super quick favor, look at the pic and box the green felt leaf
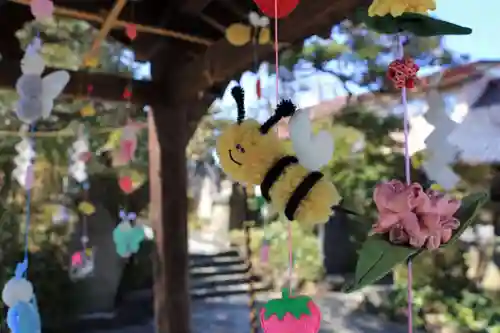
[357,9,472,36]
[345,235,417,293]
[263,288,312,320]
[442,192,489,247]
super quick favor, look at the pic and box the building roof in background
[305,60,500,120]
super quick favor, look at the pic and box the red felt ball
[253,0,299,18]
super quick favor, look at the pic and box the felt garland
[217,1,329,332]
[347,4,487,333]
[69,126,95,280]
[2,12,66,329]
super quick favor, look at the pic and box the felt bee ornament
[2,261,41,333]
[216,86,341,226]
[113,210,145,258]
[15,38,70,124]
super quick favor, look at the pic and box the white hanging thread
[422,73,460,190]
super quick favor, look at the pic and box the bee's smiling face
[216,119,282,185]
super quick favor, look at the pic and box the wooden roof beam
[0,59,157,105]
[181,0,213,13]
[85,0,128,61]
[164,0,372,137]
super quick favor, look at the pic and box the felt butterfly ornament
[225,11,271,46]
[2,261,41,333]
[113,210,145,258]
[15,38,70,124]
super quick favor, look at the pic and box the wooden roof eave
[160,0,371,134]
[0,59,158,105]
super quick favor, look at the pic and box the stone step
[190,263,249,279]
[191,280,270,300]
[189,255,245,269]
[191,273,260,290]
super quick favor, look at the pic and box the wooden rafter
[9,0,213,46]
[181,0,212,13]
[166,0,372,138]
[85,0,128,60]
[0,59,157,104]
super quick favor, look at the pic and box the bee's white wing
[289,109,334,171]
[42,70,70,100]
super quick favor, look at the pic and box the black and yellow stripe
[260,155,323,221]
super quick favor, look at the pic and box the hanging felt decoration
[13,136,36,190]
[226,23,252,46]
[387,58,419,89]
[80,104,96,117]
[69,248,94,281]
[113,210,145,258]
[260,288,321,333]
[30,0,54,20]
[52,205,70,224]
[113,119,146,166]
[368,0,435,17]
[357,10,472,36]
[69,130,89,183]
[226,11,271,46]
[83,56,99,69]
[119,175,134,194]
[215,86,341,226]
[78,201,95,215]
[253,0,299,18]
[125,24,137,41]
[421,74,460,190]
[2,261,41,333]
[16,38,70,124]
[122,87,132,100]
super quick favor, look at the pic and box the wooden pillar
[148,104,191,333]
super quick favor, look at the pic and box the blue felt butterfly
[5,261,41,333]
[113,210,145,258]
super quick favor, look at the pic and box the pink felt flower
[372,180,461,250]
[30,0,54,20]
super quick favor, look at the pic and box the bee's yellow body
[265,157,340,225]
[215,86,341,226]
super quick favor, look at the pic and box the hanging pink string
[272,0,293,294]
[396,34,414,333]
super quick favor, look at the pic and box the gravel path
[89,293,409,333]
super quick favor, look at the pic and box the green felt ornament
[345,192,488,293]
[263,288,312,320]
[357,9,472,36]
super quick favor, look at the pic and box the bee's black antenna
[231,86,245,124]
[260,99,296,134]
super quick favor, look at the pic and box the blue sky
[435,0,499,60]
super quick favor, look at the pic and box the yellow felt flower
[78,202,96,215]
[430,183,444,191]
[83,56,99,68]
[368,0,436,17]
[80,104,96,117]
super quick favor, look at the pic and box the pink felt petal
[372,213,400,233]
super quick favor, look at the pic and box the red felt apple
[253,0,299,18]
[260,289,321,333]
[119,176,133,194]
